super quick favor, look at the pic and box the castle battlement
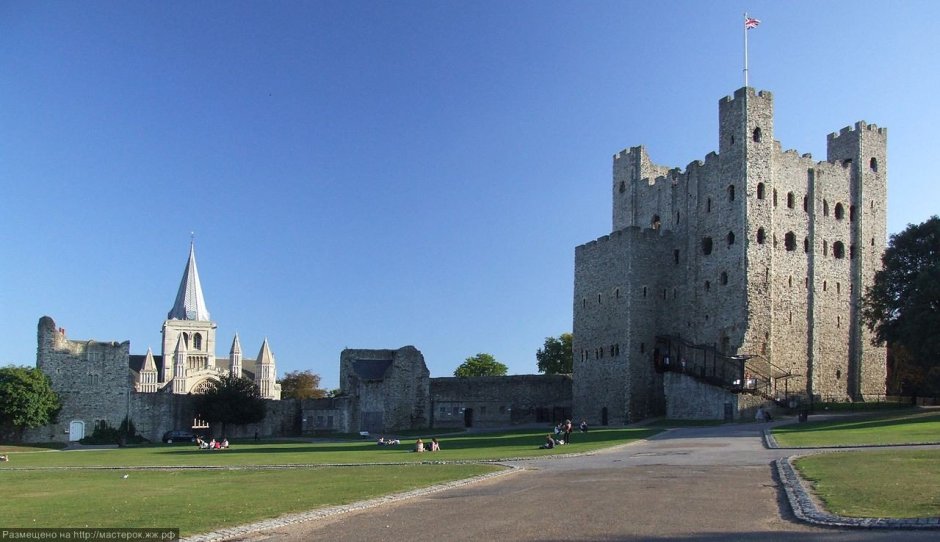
[828,121,887,142]
[719,87,773,105]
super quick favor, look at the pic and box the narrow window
[707,198,712,213]
[643,286,647,298]
[720,271,729,285]
[598,293,602,304]
[728,184,735,201]
[640,343,645,354]
[757,183,765,200]
[850,244,856,259]
[730,135,735,145]
[784,231,796,251]
[824,280,828,292]
[837,282,841,294]
[823,200,829,217]
[773,189,778,207]
[753,127,762,142]
[833,241,845,259]
[615,288,620,299]
[788,275,793,288]
[823,240,828,256]
[674,249,680,265]
[787,192,794,209]
[849,205,856,222]
[727,231,735,246]
[756,228,765,244]
[803,195,808,213]
[651,214,661,230]
[702,237,713,255]
[676,211,680,224]
[835,203,845,220]
[804,237,809,253]
[193,333,202,350]
[705,280,711,291]
[619,180,626,193]
[870,157,878,172]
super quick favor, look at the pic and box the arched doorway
[69,420,85,441]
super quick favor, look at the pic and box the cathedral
[131,242,281,399]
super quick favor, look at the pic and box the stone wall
[340,346,431,433]
[663,372,765,421]
[430,374,572,428]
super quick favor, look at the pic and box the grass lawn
[0,464,496,535]
[794,449,940,518]
[2,426,658,468]
[771,411,940,447]
[0,426,656,535]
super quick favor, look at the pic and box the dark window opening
[753,127,762,142]
[804,237,809,253]
[773,189,778,207]
[833,241,845,259]
[784,231,796,251]
[707,198,712,213]
[651,214,661,230]
[702,237,713,255]
[849,205,856,222]
[823,240,828,256]
[835,203,845,220]
[727,231,735,246]
[803,195,808,213]
[757,183,765,200]
[673,249,680,265]
[704,280,711,291]
[823,200,829,217]
[619,180,626,193]
[787,192,794,209]
[757,228,766,244]
[720,271,728,285]
[870,157,878,172]
[850,244,856,259]
[728,184,735,201]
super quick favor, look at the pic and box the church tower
[229,333,242,378]
[161,242,218,390]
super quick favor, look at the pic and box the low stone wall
[430,374,572,428]
[663,372,766,421]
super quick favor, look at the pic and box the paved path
[216,420,937,541]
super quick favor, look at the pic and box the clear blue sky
[2,1,938,389]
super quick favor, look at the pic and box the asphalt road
[231,421,937,541]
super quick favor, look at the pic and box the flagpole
[743,12,749,87]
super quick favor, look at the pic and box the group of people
[413,438,440,452]
[376,437,401,446]
[541,419,589,449]
[196,437,229,450]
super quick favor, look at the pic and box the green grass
[794,449,940,518]
[0,427,656,536]
[0,464,496,535]
[0,442,67,453]
[2,427,658,468]
[772,411,940,447]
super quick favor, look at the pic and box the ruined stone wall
[430,374,571,428]
[340,346,431,433]
[301,396,353,433]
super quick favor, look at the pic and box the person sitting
[376,437,386,446]
[579,420,589,432]
[208,438,217,449]
[213,439,222,450]
[0,454,9,462]
[414,439,425,452]
[539,434,556,449]
[220,438,229,449]
[387,438,400,445]
[430,438,440,451]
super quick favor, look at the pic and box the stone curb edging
[775,456,940,530]
[763,428,940,450]
[180,464,521,542]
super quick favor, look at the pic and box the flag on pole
[745,17,760,30]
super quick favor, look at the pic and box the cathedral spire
[168,241,211,321]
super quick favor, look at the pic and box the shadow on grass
[773,411,940,435]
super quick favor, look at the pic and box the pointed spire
[230,333,242,355]
[256,338,274,365]
[168,241,211,321]
[174,334,187,356]
[143,347,157,371]
[229,333,243,378]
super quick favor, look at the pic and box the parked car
[162,429,196,443]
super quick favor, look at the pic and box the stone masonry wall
[430,374,572,428]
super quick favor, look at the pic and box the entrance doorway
[68,420,85,441]
[463,408,474,428]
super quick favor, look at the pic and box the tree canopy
[454,353,508,378]
[193,374,266,436]
[862,216,940,394]
[278,370,327,400]
[536,333,573,374]
[0,366,61,441]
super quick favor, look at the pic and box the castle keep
[573,87,888,424]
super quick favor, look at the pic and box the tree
[193,374,266,436]
[454,353,508,377]
[536,333,573,374]
[862,216,940,394]
[0,366,61,441]
[278,370,327,400]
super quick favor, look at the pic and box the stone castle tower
[573,87,887,424]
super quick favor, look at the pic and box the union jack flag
[745,17,760,29]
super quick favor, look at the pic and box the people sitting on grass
[0,454,9,462]
[377,436,386,446]
[414,438,425,452]
[430,437,440,451]
[540,434,562,449]
[208,438,217,449]
[579,419,589,432]
[220,438,229,449]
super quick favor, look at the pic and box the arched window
[702,237,713,255]
[757,183,765,200]
[787,192,795,209]
[835,203,845,220]
[870,157,878,172]
[833,241,845,259]
[651,215,661,230]
[784,232,796,251]
[823,200,829,217]
[727,231,735,246]
[728,184,735,201]
[757,228,766,245]
[753,127,762,142]
[193,333,202,350]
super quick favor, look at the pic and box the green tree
[454,353,508,377]
[278,370,327,400]
[193,374,266,436]
[862,216,940,394]
[536,333,573,374]
[0,366,61,441]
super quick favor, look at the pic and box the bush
[79,417,147,445]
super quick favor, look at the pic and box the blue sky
[2,1,938,388]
